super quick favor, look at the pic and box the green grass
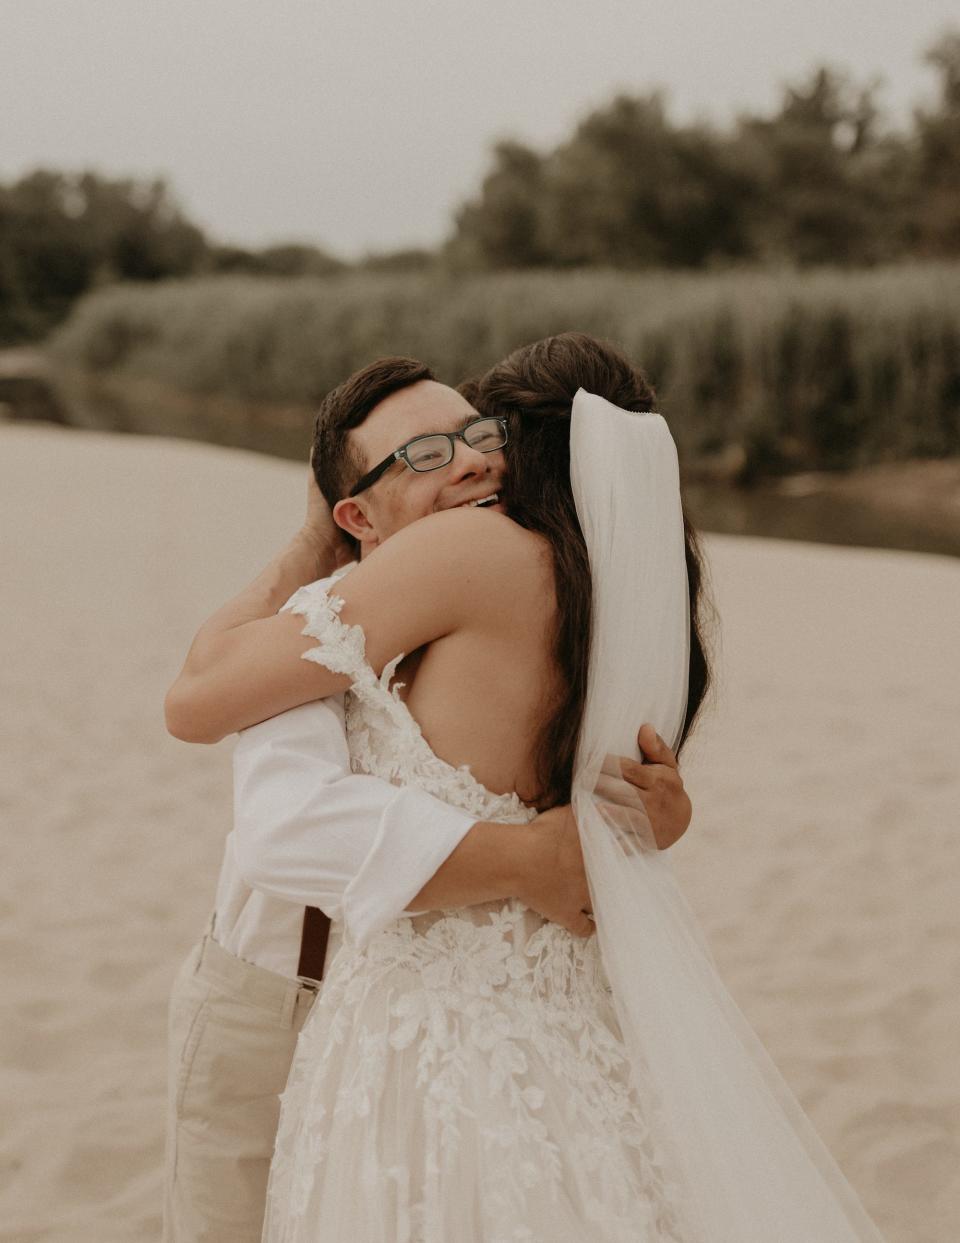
[50,264,960,474]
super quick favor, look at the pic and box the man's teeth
[466,494,499,508]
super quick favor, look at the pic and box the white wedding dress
[262,586,688,1243]
[264,393,885,1242]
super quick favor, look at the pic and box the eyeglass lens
[406,419,505,472]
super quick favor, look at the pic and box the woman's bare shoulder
[410,508,549,583]
[349,508,553,617]
[322,509,554,673]
[371,507,548,568]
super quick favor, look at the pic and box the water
[683,482,960,560]
[10,363,960,561]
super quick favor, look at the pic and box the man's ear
[333,496,377,547]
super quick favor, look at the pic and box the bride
[168,334,885,1240]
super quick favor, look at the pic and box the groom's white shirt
[211,571,477,978]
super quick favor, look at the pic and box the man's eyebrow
[456,410,480,430]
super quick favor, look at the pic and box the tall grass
[50,265,960,474]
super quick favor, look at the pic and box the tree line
[1,30,958,344]
[448,32,960,269]
[50,265,960,476]
[0,171,352,343]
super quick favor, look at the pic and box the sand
[1,421,957,1242]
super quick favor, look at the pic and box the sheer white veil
[570,389,885,1242]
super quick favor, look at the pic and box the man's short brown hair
[312,357,436,544]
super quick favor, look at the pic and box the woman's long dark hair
[465,332,716,809]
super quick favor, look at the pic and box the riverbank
[2,346,959,559]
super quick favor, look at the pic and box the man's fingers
[602,754,686,813]
[595,772,648,809]
[617,756,655,790]
[601,753,653,790]
[637,723,679,770]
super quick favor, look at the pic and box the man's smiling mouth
[459,492,499,508]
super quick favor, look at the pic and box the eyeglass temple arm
[349,450,402,497]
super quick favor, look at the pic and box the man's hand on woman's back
[518,725,691,937]
[596,725,691,852]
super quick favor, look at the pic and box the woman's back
[395,514,560,806]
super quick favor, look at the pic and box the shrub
[50,264,960,474]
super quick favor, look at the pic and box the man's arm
[231,700,477,945]
[232,704,691,948]
[231,699,594,944]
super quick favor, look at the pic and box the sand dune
[1,422,957,1242]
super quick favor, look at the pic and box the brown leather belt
[297,906,331,983]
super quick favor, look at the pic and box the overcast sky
[2,1,956,257]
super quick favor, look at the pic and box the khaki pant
[163,928,319,1243]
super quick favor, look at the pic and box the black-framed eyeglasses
[348,416,509,497]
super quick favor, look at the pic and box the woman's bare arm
[164,508,529,743]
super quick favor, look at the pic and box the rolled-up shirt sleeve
[231,698,476,948]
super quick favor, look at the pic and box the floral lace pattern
[265,582,686,1242]
[282,581,530,824]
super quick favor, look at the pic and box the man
[164,354,692,1242]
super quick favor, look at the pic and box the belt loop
[279,981,299,1029]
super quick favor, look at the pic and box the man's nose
[447,439,493,483]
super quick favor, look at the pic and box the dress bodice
[281,581,537,827]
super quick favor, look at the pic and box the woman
[170,334,884,1240]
